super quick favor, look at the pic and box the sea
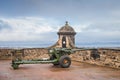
[0,41,120,49]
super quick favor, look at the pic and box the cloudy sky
[0,0,120,47]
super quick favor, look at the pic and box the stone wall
[0,48,120,69]
[70,48,120,69]
[0,48,49,60]
[0,48,13,59]
[23,48,49,60]
[50,35,75,48]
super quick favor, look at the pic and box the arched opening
[62,36,66,48]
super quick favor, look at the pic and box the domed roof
[57,21,76,35]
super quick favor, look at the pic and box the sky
[0,0,120,47]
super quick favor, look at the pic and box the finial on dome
[65,21,68,25]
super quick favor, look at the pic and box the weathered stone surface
[23,48,49,60]
[51,22,76,48]
[0,48,13,59]
[70,48,120,69]
[0,48,49,60]
[0,48,120,69]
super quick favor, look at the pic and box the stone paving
[0,60,120,80]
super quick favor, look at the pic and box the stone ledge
[72,59,120,69]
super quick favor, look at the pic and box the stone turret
[51,21,76,48]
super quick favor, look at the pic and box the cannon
[11,48,100,69]
[11,48,75,69]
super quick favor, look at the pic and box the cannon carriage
[11,48,74,69]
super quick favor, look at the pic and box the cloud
[81,22,120,32]
[73,23,91,32]
[74,21,120,42]
[0,16,120,43]
[0,17,59,41]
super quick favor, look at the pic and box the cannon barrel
[71,48,98,52]
[49,48,98,54]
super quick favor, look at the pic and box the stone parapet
[70,48,120,69]
[0,48,120,69]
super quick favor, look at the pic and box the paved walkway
[0,60,120,80]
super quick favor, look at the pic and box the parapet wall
[0,48,49,60]
[23,48,49,60]
[0,48,120,69]
[0,48,13,59]
[70,48,120,69]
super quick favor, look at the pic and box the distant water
[0,41,120,48]
[76,42,120,48]
[0,41,52,48]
